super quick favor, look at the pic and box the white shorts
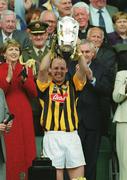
[43,130,86,169]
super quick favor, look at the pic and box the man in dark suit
[0,10,31,51]
[76,38,116,180]
[0,88,12,180]
[86,26,117,133]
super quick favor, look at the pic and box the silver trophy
[57,16,79,59]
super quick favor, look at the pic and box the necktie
[98,9,105,28]
[5,37,11,42]
[38,49,43,60]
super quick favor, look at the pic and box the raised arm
[76,45,93,82]
[37,51,51,82]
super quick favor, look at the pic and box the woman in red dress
[0,39,37,180]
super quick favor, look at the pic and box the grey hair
[80,39,96,53]
[40,10,57,22]
[87,27,104,40]
[53,0,61,4]
[1,10,16,21]
[71,2,89,16]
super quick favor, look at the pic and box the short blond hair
[112,11,127,23]
[3,39,21,54]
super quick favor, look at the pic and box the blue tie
[98,9,105,28]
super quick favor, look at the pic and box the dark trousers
[78,125,101,180]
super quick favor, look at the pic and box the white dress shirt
[2,31,12,43]
[89,4,114,33]
[33,46,45,56]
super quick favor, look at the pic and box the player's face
[50,58,68,84]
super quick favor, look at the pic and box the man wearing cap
[21,21,49,137]
[22,21,49,74]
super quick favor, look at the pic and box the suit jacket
[89,4,118,33]
[77,59,114,130]
[95,45,117,116]
[108,31,124,46]
[0,30,31,51]
[96,45,117,72]
[106,5,119,17]
[0,88,9,163]
[107,0,127,11]
[89,5,118,23]
[69,46,117,133]
[113,70,127,123]
[78,24,93,40]
[21,45,49,74]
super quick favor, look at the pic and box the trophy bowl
[57,16,79,55]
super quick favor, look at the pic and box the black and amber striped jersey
[37,74,86,132]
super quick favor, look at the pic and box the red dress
[0,62,37,180]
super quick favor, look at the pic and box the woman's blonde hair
[3,39,21,54]
[112,11,127,23]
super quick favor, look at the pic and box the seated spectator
[0,0,27,30]
[71,2,90,39]
[0,10,31,51]
[108,11,127,51]
[89,0,119,33]
[40,10,57,35]
[0,0,7,13]
[40,10,57,47]
[48,0,73,18]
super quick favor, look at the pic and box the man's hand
[86,67,93,81]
